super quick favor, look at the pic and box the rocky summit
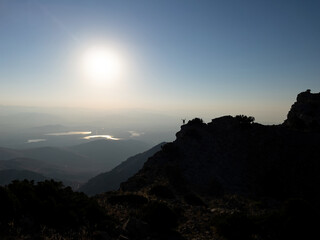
[105,90,320,240]
[284,89,320,130]
[121,106,320,200]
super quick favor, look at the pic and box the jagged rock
[284,89,320,130]
[121,91,320,200]
[104,91,320,240]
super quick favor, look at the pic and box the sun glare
[81,46,124,84]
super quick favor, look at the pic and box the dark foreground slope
[0,180,117,239]
[122,116,320,199]
[79,142,165,196]
[121,91,320,200]
[97,90,320,240]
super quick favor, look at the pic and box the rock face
[121,91,320,200]
[103,91,320,240]
[284,89,320,130]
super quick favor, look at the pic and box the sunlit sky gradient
[1,0,320,123]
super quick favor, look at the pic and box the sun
[81,46,124,84]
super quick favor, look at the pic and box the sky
[1,0,320,124]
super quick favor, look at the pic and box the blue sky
[1,0,320,123]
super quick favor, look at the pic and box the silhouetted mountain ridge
[121,90,320,201]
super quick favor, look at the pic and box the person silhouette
[182,118,186,125]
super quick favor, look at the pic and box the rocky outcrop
[284,89,320,130]
[121,91,320,200]
[104,91,320,240]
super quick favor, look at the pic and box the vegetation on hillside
[0,179,117,239]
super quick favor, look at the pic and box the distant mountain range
[79,142,165,196]
[0,139,151,188]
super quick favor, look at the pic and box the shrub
[235,115,255,125]
[188,118,204,125]
[0,180,112,236]
[0,186,19,231]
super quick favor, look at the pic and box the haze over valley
[0,105,180,148]
[1,1,320,239]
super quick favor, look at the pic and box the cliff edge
[121,91,320,200]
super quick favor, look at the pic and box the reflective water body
[82,135,120,140]
[27,139,47,143]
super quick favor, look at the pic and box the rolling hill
[79,142,165,196]
[0,139,151,187]
[68,139,151,171]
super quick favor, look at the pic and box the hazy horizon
[1,2,320,237]
[1,0,320,135]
